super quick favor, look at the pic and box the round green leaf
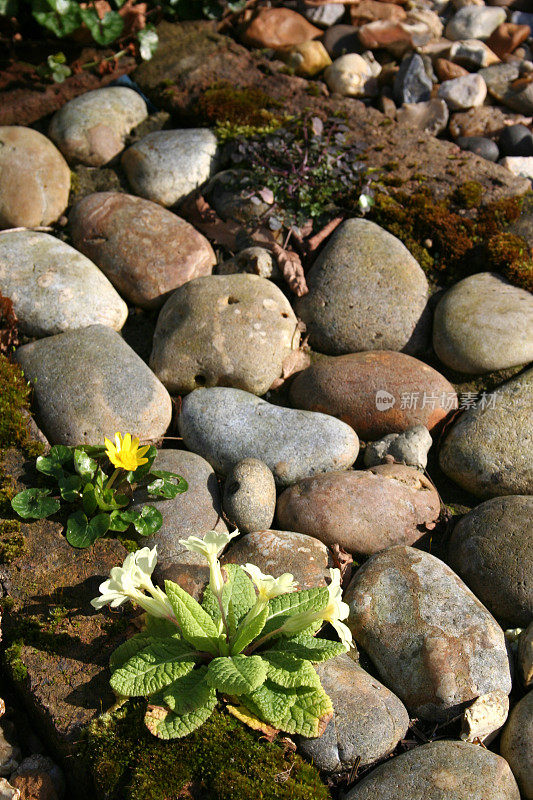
[11,488,60,519]
[134,505,163,536]
[58,474,82,502]
[89,512,110,539]
[82,483,97,516]
[66,510,109,547]
[74,449,97,481]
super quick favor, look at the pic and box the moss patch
[84,701,331,800]
[0,519,25,563]
[196,83,283,130]
[0,354,33,452]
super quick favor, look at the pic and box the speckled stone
[178,387,359,487]
[295,219,429,355]
[480,63,533,115]
[364,425,432,470]
[447,495,533,627]
[345,740,520,800]
[439,367,533,497]
[121,129,218,206]
[0,719,20,777]
[438,73,487,110]
[69,192,215,309]
[433,272,533,373]
[345,546,512,721]
[393,53,432,105]
[518,622,533,687]
[0,231,128,337]
[396,98,449,136]
[0,127,70,229]
[277,465,440,556]
[290,351,457,440]
[324,54,379,98]
[445,6,506,40]
[149,274,300,395]
[500,692,533,800]
[221,529,332,589]
[15,324,172,446]
[449,39,500,69]
[296,655,409,773]
[131,449,227,598]
[222,459,276,533]
[48,87,147,166]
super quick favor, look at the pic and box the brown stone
[10,772,58,800]
[435,57,469,81]
[69,192,216,309]
[449,105,532,139]
[276,466,440,556]
[289,351,457,440]
[221,529,333,589]
[0,128,70,230]
[357,20,414,52]
[350,1,406,26]
[487,23,530,60]
[241,8,321,51]
[278,40,332,77]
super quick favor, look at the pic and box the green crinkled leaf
[165,580,221,655]
[261,651,321,689]
[79,6,124,44]
[58,474,82,502]
[206,655,267,696]
[31,0,81,37]
[11,488,60,519]
[245,680,333,738]
[36,444,72,478]
[94,483,127,511]
[155,666,216,714]
[202,564,256,633]
[144,693,217,739]
[66,510,109,548]
[270,635,347,663]
[144,616,181,639]
[146,470,188,499]
[74,448,97,480]
[132,505,162,536]
[82,483,97,515]
[230,606,268,655]
[262,586,329,639]
[109,633,155,672]
[110,639,197,697]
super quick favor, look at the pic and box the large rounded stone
[345,546,512,721]
[15,324,172,446]
[178,387,359,486]
[121,129,218,206]
[290,351,457,440]
[439,367,533,497]
[0,127,69,229]
[480,63,533,116]
[345,740,520,800]
[500,692,533,800]
[131,449,227,598]
[0,231,128,336]
[48,87,147,166]
[221,529,332,589]
[150,274,300,395]
[445,6,506,40]
[69,192,216,309]
[297,655,409,774]
[295,219,429,355]
[433,272,533,373]
[447,496,533,627]
[222,459,276,534]
[277,465,440,556]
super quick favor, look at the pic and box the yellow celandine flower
[104,432,150,472]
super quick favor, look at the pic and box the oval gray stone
[439,367,533,497]
[48,87,147,166]
[500,692,533,800]
[223,458,276,533]
[131,449,227,598]
[0,231,128,337]
[433,272,533,373]
[0,127,70,229]
[297,654,409,774]
[345,740,520,800]
[150,274,300,395]
[221,529,332,589]
[121,129,218,206]
[295,218,429,355]
[15,324,172,446]
[178,387,359,486]
[445,6,506,40]
[345,546,512,721]
[447,496,533,628]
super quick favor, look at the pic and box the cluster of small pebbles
[0,10,532,797]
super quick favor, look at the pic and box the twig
[307,216,344,252]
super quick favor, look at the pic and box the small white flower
[179,530,240,595]
[243,564,298,602]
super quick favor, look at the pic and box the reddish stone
[435,58,469,82]
[241,8,321,51]
[357,20,413,52]
[486,23,530,60]
[289,351,457,440]
[350,0,406,26]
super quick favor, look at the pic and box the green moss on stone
[453,180,483,209]
[196,83,282,129]
[0,355,33,452]
[83,701,331,800]
[5,640,28,682]
[0,519,25,563]
[485,232,533,292]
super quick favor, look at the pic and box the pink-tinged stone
[241,8,321,50]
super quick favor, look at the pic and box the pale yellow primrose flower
[104,432,150,472]
[243,564,298,602]
[91,546,175,620]
[179,530,240,595]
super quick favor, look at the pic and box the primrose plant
[92,532,353,740]
[11,433,187,548]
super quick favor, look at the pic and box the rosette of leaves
[10,443,187,548]
[108,566,346,740]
